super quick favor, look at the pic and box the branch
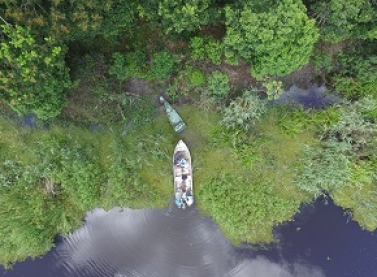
[0,16,12,26]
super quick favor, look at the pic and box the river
[1,197,376,277]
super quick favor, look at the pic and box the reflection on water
[276,84,338,109]
[56,206,324,277]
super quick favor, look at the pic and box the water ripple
[56,206,325,277]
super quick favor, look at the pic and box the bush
[206,71,230,99]
[0,25,71,119]
[150,50,177,81]
[333,48,377,99]
[221,89,267,130]
[166,66,205,100]
[199,173,299,244]
[108,51,148,81]
[322,99,377,157]
[277,106,340,135]
[262,77,284,100]
[190,36,224,65]
[294,143,352,197]
[188,69,205,87]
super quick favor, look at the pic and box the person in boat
[181,181,187,192]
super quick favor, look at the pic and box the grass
[255,109,317,200]
[2,98,372,258]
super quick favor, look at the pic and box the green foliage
[157,0,220,34]
[221,89,267,130]
[101,0,137,39]
[277,106,340,135]
[322,99,377,157]
[0,25,71,119]
[150,50,177,81]
[34,133,103,210]
[198,173,300,244]
[333,48,377,99]
[261,77,284,100]
[2,0,137,43]
[295,96,377,198]
[190,36,224,65]
[311,51,334,75]
[206,71,230,99]
[332,155,377,231]
[102,139,148,208]
[294,143,352,197]
[190,37,206,60]
[108,51,148,81]
[224,0,319,79]
[167,66,205,100]
[309,0,377,42]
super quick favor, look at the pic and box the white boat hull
[173,140,193,208]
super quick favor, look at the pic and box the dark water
[2,198,377,277]
[276,84,338,109]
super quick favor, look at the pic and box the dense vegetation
[1,0,377,268]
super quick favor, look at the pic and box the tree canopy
[0,25,70,119]
[224,0,319,79]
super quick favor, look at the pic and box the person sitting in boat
[179,159,187,168]
[182,174,188,180]
[181,181,187,192]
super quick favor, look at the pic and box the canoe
[173,140,193,209]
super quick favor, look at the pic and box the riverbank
[1,91,376,267]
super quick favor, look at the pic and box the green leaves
[157,0,219,34]
[206,71,230,99]
[190,36,224,65]
[224,0,319,79]
[309,0,377,42]
[0,25,70,119]
[109,51,148,81]
[150,50,177,81]
[199,173,299,244]
[221,88,267,130]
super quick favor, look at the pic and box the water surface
[2,199,377,277]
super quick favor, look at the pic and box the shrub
[206,39,224,65]
[333,48,377,99]
[294,143,352,197]
[199,173,299,244]
[190,36,224,65]
[108,51,148,81]
[322,100,377,157]
[206,71,230,99]
[150,50,176,81]
[262,77,284,100]
[221,89,267,130]
[0,25,70,119]
[190,36,206,61]
[188,69,205,87]
[166,66,205,100]
[277,106,340,135]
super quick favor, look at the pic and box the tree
[157,0,220,34]
[307,0,377,42]
[224,0,319,79]
[0,25,70,119]
[1,0,137,42]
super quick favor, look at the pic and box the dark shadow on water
[275,84,339,109]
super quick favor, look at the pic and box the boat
[160,96,187,134]
[173,140,194,209]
